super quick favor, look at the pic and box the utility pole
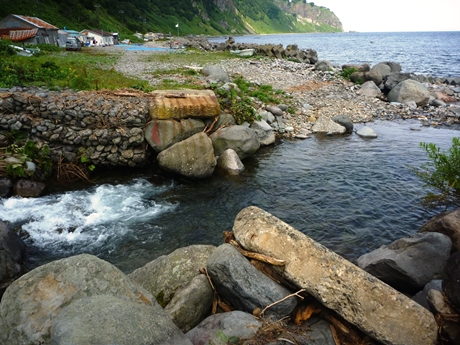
[119,10,124,25]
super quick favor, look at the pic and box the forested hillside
[0,0,342,37]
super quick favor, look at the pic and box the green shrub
[411,137,460,209]
[339,67,357,80]
[0,40,16,57]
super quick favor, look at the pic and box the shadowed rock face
[232,206,439,345]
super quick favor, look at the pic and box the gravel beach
[108,41,460,136]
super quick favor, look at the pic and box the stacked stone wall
[0,89,151,167]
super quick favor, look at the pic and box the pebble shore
[108,41,460,138]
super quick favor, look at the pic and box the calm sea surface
[209,31,460,78]
[1,121,459,273]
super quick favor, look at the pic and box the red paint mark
[151,122,160,144]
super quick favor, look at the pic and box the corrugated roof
[12,14,58,30]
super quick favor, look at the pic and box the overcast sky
[314,0,460,32]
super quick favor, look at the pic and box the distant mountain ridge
[0,0,342,37]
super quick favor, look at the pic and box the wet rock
[210,126,260,159]
[357,232,452,293]
[312,115,346,134]
[332,114,353,133]
[129,245,216,307]
[233,206,438,345]
[216,149,245,175]
[0,221,26,299]
[186,311,262,345]
[50,294,192,345]
[0,178,12,197]
[356,126,377,138]
[157,132,216,178]
[419,208,460,251]
[207,244,298,317]
[0,254,156,345]
[13,179,46,197]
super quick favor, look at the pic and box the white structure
[80,29,114,46]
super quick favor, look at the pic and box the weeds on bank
[0,46,151,91]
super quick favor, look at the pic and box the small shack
[80,29,114,47]
[0,14,59,45]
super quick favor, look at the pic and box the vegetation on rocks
[412,137,460,209]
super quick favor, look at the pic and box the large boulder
[412,280,442,311]
[233,206,438,345]
[331,114,353,133]
[357,232,452,293]
[419,208,460,252]
[157,132,217,178]
[13,179,46,197]
[350,71,383,86]
[383,72,418,93]
[129,245,216,307]
[0,178,12,197]
[50,294,192,345]
[387,79,431,107]
[442,251,460,309]
[0,254,160,345]
[201,65,230,83]
[216,149,245,175]
[312,115,346,135]
[164,274,213,333]
[0,221,26,298]
[210,126,260,160]
[186,311,262,345]
[314,60,333,72]
[371,63,392,78]
[357,80,382,98]
[250,119,275,146]
[144,119,205,153]
[207,244,298,317]
[427,289,460,344]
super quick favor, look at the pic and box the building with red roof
[0,14,59,45]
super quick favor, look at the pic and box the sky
[314,0,460,32]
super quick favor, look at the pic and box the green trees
[412,137,460,209]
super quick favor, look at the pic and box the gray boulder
[419,208,460,251]
[186,311,262,345]
[209,113,236,130]
[412,279,442,311]
[331,115,353,133]
[207,244,298,317]
[210,126,260,159]
[314,60,333,71]
[0,221,26,298]
[312,115,346,135]
[259,110,275,124]
[427,289,460,344]
[50,294,192,345]
[216,149,245,175]
[144,119,205,153]
[383,72,418,92]
[157,132,216,178]
[13,179,46,197]
[250,119,275,146]
[357,232,452,292]
[443,251,460,309]
[201,65,229,83]
[0,178,12,197]
[129,245,216,307]
[0,254,157,345]
[342,63,370,72]
[382,61,402,73]
[371,63,392,78]
[357,80,383,98]
[164,274,213,333]
[387,79,430,107]
[265,105,284,116]
[350,71,383,86]
[356,126,377,138]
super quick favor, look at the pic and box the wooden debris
[229,239,286,266]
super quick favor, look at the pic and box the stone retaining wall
[0,89,151,167]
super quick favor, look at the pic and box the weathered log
[233,206,438,345]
